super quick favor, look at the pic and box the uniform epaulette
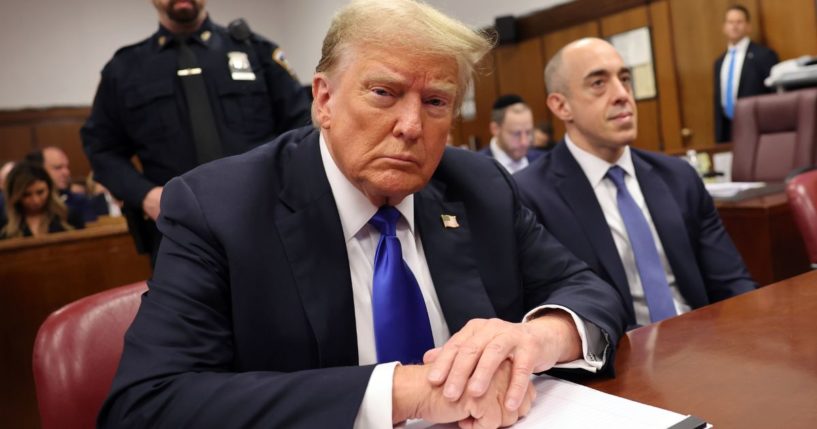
[112,36,153,57]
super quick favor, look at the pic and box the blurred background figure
[1,162,83,239]
[0,160,15,227]
[532,121,556,152]
[25,147,107,223]
[714,4,778,143]
[86,174,123,218]
[480,94,541,173]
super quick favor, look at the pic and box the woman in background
[0,161,82,239]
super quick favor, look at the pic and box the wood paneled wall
[455,0,817,152]
[0,107,91,178]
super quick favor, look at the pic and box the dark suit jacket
[100,127,627,428]
[713,41,779,142]
[515,142,756,328]
[478,145,543,164]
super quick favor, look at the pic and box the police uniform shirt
[81,17,312,210]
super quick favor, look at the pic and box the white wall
[0,0,571,109]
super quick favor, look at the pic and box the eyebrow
[583,66,632,81]
[362,71,458,97]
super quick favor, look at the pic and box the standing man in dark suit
[478,94,542,173]
[82,0,311,262]
[516,38,756,329]
[100,2,628,428]
[713,4,778,143]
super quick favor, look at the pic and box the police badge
[227,51,256,81]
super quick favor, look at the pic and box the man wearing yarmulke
[479,94,541,173]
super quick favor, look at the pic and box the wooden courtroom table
[585,269,817,428]
[0,222,152,429]
[715,192,810,285]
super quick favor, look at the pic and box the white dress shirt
[564,135,691,326]
[319,133,603,428]
[489,137,529,174]
[720,36,751,111]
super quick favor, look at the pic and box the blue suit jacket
[100,127,627,428]
[515,142,756,328]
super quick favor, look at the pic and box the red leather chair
[732,88,817,182]
[33,281,147,429]
[787,169,817,269]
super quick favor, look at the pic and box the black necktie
[176,37,222,165]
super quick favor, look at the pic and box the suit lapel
[273,130,359,367]
[415,180,494,334]
[632,152,702,304]
[552,144,636,320]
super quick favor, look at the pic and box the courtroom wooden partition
[454,0,817,152]
[0,224,152,429]
[0,107,92,178]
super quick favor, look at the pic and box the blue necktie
[724,48,737,119]
[606,166,677,323]
[369,206,434,364]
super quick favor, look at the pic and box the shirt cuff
[522,304,606,373]
[353,361,400,429]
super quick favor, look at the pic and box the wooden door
[600,6,662,152]
[494,37,549,128]
[760,0,817,61]
[456,53,498,150]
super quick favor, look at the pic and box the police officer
[82,0,311,262]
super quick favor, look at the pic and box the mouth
[608,112,634,124]
[380,154,420,167]
[172,0,194,10]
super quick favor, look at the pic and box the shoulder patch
[272,47,298,79]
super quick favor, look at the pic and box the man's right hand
[142,186,164,221]
[392,360,535,428]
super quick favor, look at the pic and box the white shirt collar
[729,36,751,52]
[489,137,528,173]
[319,132,415,241]
[564,133,636,187]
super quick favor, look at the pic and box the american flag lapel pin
[441,214,460,229]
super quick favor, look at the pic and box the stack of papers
[406,375,709,429]
[705,182,784,201]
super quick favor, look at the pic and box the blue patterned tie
[606,166,677,323]
[724,48,737,119]
[369,206,434,364]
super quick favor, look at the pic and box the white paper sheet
[704,181,766,198]
[405,375,695,429]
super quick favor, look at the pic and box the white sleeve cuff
[353,362,400,429]
[522,304,605,373]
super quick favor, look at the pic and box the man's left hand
[424,311,581,412]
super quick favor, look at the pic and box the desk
[0,223,152,429]
[716,192,810,285]
[585,270,817,428]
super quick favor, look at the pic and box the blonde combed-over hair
[315,0,493,110]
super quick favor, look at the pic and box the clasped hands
[392,311,581,428]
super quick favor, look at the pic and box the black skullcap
[492,94,526,110]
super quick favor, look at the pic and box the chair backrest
[33,281,147,429]
[786,169,817,267]
[732,88,817,182]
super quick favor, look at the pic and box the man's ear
[312,73,332,129]
[547,93,572,123]
[489,121,500,137]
